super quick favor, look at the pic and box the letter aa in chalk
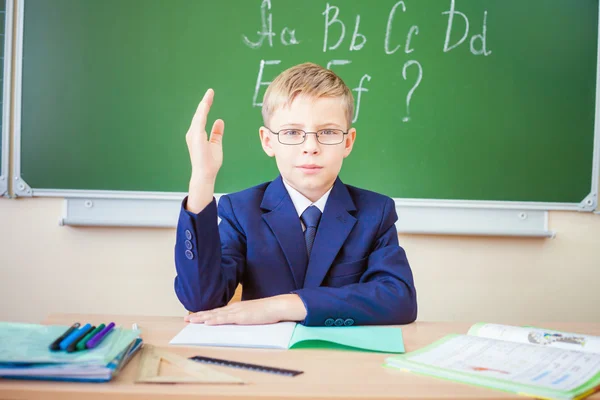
[243,0,299,49]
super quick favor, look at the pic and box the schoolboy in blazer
[175,63,417,326]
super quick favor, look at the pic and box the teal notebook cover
[289,325,405,353]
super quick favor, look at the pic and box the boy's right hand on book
[185,88,225,213]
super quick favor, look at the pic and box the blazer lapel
[304,178,357,288]
[261,176,309,289]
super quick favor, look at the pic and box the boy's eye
[320,129,339,135]
[281,129,303,136]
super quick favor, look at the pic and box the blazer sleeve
[293,197,417,326]
[173,195,246,312]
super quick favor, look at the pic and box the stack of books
[0,322,142,382]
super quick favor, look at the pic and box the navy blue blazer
[174,176,417,326]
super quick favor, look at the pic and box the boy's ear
[343,128,357,158]
[259,127,276,157]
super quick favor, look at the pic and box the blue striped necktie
[301,206,322,258]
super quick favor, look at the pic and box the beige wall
[1,196,599,324]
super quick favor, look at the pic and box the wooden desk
[1,314,599,400]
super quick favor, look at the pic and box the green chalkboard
[18,0,599,204]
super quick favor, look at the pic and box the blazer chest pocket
[325,257,367,288]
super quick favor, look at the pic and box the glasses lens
[279,129,305,144]
[318,129,345,144]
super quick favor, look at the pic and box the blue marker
[59,323,92,351]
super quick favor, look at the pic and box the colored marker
[49,323,80,351]
[66,325,95,353]
[59,323,92,351]
[76,324,105,351]
[86,322,115,349]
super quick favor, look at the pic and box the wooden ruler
[135,345,244,384]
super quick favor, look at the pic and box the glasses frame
[265,127,349,145]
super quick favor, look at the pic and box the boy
[174,63,417,326]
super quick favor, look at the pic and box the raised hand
[185,89,225,213]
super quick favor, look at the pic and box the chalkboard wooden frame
[9,0,600,235]
[0,0,13,198]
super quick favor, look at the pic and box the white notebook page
[169,322,297,349]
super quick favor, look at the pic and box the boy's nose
[302,133,320,154]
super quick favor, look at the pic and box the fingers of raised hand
[186,88,214,141]
[209,119,225,145]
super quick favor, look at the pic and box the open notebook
[169,322,405,353]
[385,323,600,400]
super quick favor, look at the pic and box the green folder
[289,325,404,353]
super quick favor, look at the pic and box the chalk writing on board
[322,4,367,52]
[246,0,492,123]
[402,60,423,123]
[385,1,419,55]
[443,0,492,55]
[242,0,300,49]
[352,73,372,123]
[253,59,281,107]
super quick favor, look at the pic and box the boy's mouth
[297,164,323,174]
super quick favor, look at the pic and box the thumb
[209,119,225,145]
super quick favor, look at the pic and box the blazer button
[185,240,193,250]
[185,229,192,240]
[344,318,354,326]
[324,318,334,327]
[185,250,194,260]
[334,318,344,327]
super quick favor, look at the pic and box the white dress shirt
[282,179,332,231]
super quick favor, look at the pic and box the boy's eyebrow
[279,122,345,129]
[280,123,304,128]
[316,123,344,129]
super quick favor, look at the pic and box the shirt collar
[282,179,332,217]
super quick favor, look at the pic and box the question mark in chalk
[402,60,423,123]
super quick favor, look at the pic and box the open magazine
[385,323,600,400]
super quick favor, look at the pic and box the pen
[59,323,92,351]
[86,322,115,349]
[75,324,105,351]
[49,322,81,351]
[67,325,95,353]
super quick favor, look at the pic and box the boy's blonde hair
[262,62,354,128]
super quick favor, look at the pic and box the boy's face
[259,94,356,202]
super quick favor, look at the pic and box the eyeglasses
[265,127,348,145]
